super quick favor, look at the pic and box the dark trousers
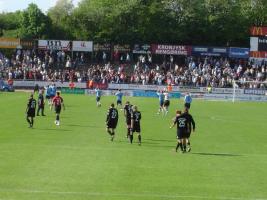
[37,105,45,116]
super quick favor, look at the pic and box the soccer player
[95,87,102,107]
[124,101,132,138]
[163,90,170,115]
[26,94,36,128]
[170,110,189,153]
[184,92,192,109]
[45,84,51,105]
[106,103,119,141]
[156,90,164,114]
[51,92,65,126]
[130,105,142,145]
[50,84,57,108]
[115,89,123,108]
[183,107,196,152]
[37,89,45,116]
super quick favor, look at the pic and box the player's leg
[129,129,134,144]
[186,135,191,152]
[26,115,31,127]
[41,106,45,116]
[110,128,115,141]
[31,117,34,127]
[137,132,141,145]
[176,138,181,152]
[37,106,40,116]
[182,138,187,153]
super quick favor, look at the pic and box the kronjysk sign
[151,44,191,55]
[38,40,71,51]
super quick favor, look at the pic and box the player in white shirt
[163,91,170,115]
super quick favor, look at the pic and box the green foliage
[19,3,51,39]
[0,0,267,45]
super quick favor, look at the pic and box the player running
[183,107,196,152]
[170,110,190,153]
[163,90,170,115]
[106,103,119,141]
[115,89,123,108]
[37,89,45,116]
[50,84,57,109]
[51,92,65,126]
[95,87,102,107]
[26,94,36,128]
[130,105,142,145]
[184,92,192,109]
[124,101,132,138]
[156,90,164,114]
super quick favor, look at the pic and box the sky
[0,0,81,13]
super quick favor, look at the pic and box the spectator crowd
[0,50,266,89]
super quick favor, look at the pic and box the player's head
[176,110,181,116]
[184,107,189,113]
[57,92,60,96]
[132,105,138,111]
[110,103,115,108]
[30,93,34,99]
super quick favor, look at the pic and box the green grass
[0,92,267,200]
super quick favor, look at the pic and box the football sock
[127,128,130,137]
[107,130,112,135]
[31,118,34,126]
[130,135,133,144]
[27,118,31,125]
[183,145,186,152]
[138,135,141,144]
[180,143,183,151]
[56,115,59,121]
[176,143,180,151]
[187,141,191,146]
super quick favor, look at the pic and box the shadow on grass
[192,152,242,157]
[144,138,174,143]
[35,128,72,132]
[65,124,99,128]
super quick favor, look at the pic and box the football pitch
[0,92,267,200]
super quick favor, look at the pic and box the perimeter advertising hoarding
[192,46,228,57]
[38,40,71,51]
[93,44,111,51]
[250,26,267,36]
[132,44,151,54]
[0,38,20,49]
[151,44,191,55]
[72,41,93,52]
[229,47,249,58]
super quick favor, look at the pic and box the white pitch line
[0,189,266,200]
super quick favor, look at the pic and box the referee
[184,93,192,109]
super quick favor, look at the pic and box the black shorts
[38,104,44,109]
[164,100,170,107]
[159,101,164,107]
[107,120,118,129]
[185,103,191,109]
[177,129,187,139]
[117,100,122,105]
[96,96,101,102]
[132,123,141,133]
[27,109,36,117]
[55,106,61,114]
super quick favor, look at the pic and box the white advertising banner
[200,87,244,94]
[204,94,267,101]
[38,40,71,51]
[13,81,87,88]
[72,41,93,52]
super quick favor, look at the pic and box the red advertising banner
[151,44,191,55]
[249,51,267,58]
[250,26,267,36]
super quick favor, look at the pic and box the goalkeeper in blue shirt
[184,93,192,109]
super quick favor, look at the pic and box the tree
[19,3,51,39]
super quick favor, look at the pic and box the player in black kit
[26,94,37,128]
[170,110,189,153]
[106,103,119,141]
[124,101,132,138]
[130,105,142,145]
[183,107,196,152]
[37,89,45,116]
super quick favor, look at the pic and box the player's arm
[170,118,177,129]
[191,117,196,132]
[130,113,134,129]
[106,110,110,124]
[61,98,65,110]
